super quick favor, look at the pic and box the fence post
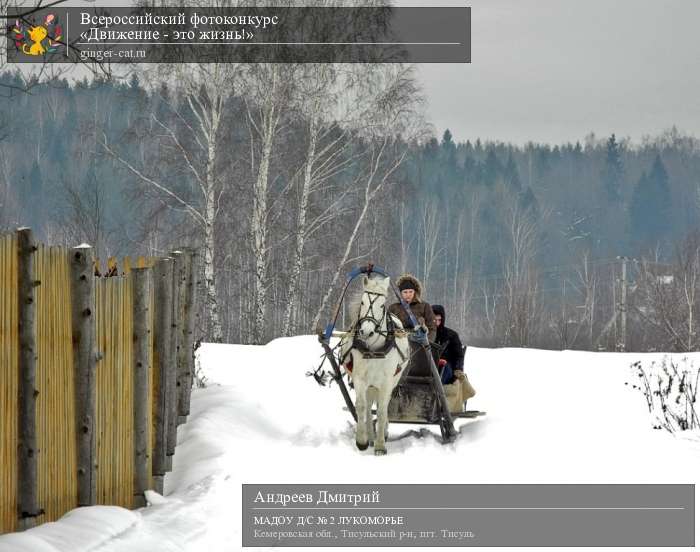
[176,250,187,426]
[193,248,203,372]
[131,267,152,508]
[17,228,40,529]
[70,244,97,507]
[152,257,172,494]
[178,248,196,421]
[166,251,182,471]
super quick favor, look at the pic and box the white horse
[340,274,410,455]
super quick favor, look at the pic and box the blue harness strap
[322,263,419,341]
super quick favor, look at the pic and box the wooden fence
[0,229,197,534]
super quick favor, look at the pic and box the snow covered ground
[1,336,698,551]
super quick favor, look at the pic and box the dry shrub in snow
[194,350,207,388]
[628,357,699,433]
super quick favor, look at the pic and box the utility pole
[617,256,628,351]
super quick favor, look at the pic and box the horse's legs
[366,386,377,446]
[373,390,391,456]
[354,381,369,450]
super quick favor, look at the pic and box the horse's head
[357,274,390,341]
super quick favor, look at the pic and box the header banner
[7,7,471,64]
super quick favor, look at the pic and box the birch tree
[634,234,700,351]
[575,251,598,348]
[281,65,366,336]
[418,198,443,291]
[312,136,408,330]
[311,64,427,329]
[282,65,332,335]
[101,63,240,341]
[501,197,543,346]
[244,63,297,343]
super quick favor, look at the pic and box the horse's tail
[367,385,379,408]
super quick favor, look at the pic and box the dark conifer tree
[601,133,624,202]
[520,186,539,214]
[481,149,502,187]
[630,154,672,247]
[504,153,522,191]
[535,146,551,178]
[438,129,460,198]
[420,137,440,193]
[442,129,457,165]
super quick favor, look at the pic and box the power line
[466,278,618,301]
[467,258,620,285]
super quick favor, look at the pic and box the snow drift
[1,336,698,551]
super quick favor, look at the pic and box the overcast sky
[58,0,700,145]
[413,0,700,145]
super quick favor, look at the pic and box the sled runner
[386,342,484,442]
[316,264,484,446]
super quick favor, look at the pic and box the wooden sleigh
[317,265,485,444]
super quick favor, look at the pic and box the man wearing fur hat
[388,274,437,342]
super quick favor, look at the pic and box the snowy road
[1,337,698,551]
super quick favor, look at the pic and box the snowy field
[1,336,698,551]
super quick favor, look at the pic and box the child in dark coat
[431,304,464,384]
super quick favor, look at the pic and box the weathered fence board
[177,249,195,421]
[0,234,18,534]
[95,276,134,508]
[131,267,152,508]
[184,250,197,416]
[152,257,173,492]
[0,235,191,534]
[167,251,183,463]
[17,229,39,528]
[71,245,97,507]
[35,244,77,525]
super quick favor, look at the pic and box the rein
[324,264,411,370]
[355,290,388,337]
[345,287,406,364]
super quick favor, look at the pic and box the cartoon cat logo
[12,14,62,56]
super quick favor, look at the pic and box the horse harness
[340,289,407,369]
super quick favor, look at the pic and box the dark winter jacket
[388,274,437,342]
[431,304,464,372]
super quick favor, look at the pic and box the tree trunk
[312,140,405,329]
[203,97,224,343]
[312,192,372,331]
[453,212,463,328]
[203,212,222,342]
[283,117,318,336]
[251,67,279,344]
